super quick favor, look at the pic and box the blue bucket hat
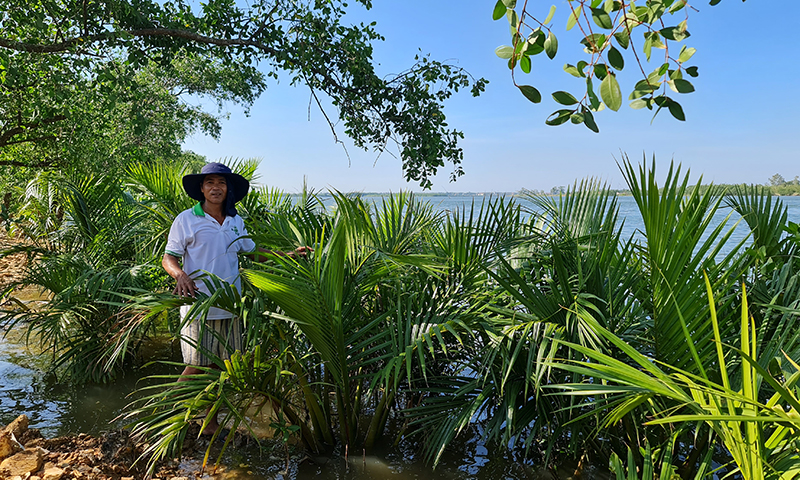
[182,162,250,204]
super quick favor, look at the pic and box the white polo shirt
[165,203,256,319]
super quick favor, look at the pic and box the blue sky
[184,0,799,193]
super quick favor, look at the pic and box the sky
[183,0,800,194]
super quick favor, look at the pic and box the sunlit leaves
[495,45,514,59]
[679,45,696,63]
[567,4,582,30]
[544,32,558,59]
[564,63,584,78]
[494,0,707,130]
[600,74,622,111]
[543,5,556,24]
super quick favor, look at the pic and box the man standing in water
[162,162,308,435]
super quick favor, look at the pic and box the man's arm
[245,246,313,262]
[162,253,198,297]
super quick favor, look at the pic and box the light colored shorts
[180,316,243,366]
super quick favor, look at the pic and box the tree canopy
[0,0,486,188]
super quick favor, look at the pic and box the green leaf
[629,79,659,99]
[581,34,606,53]
[543,5,557,24]
[564,64,583,78]
[660,26,691,42]
[495,45,514,59]
[668,98,686,120]
[594,63,609,80]
[567,4,582,31]
[669,0,688,13]
[517,85,542,103]
[583,109,599,132]
[630,98,650,109]
[552,91,579,105]
[492,0,507,21]
[614,31,630,49]
[678,45,696,63]
[600,74,622,111]
[587,77,601,110]
[544,32,558,59]
[672,78,694,93]
[570,112,584,124]
[685,66,699,77]
[507,9,519,30]
[520,56,531,73]
[608,46,624,70]
[591,8,613,29]
[545,109,573,126]
[604,0,617,13]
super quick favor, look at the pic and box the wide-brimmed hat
[182,163,250,203]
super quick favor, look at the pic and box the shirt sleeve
[165,213,189,258]
[238,218,257,253]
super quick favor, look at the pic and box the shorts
[180,316,243,366]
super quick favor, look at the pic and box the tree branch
[0,115,66,147]
[0,28,280,55]
[0,158,56,168]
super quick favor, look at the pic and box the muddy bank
[0,414,250,480]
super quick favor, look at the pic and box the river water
[2,194,799,478]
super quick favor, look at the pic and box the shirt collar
[192,202,205,217]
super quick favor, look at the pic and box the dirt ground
[2,418,244,480]
[0,231,28,288]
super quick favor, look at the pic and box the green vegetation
[3,156,800,479]
[494,0,742,132]
[0,0,485,188]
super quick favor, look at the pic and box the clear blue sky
[183,0,799,193]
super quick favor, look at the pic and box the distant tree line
[539,174,800,198]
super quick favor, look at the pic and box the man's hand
[173,271,198,297]
[291,246,313,258]
[163,254,197,297]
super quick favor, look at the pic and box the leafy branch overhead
[494,0,737,133]
[0,0,486,188]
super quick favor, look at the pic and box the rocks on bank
[0,415,189,480]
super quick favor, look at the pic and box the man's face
[201,174,228,205]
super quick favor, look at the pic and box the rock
[0,448,45,477]
[42,466,65,480]
[4,415,29,438]
[0,430,24,461]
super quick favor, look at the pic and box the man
[162,162,308,435]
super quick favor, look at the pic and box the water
[2,193,800,478]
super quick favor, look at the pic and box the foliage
[0,0,486,188]
[6,154,800,478]
[0,172,166,382]
[493,0,742,132]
